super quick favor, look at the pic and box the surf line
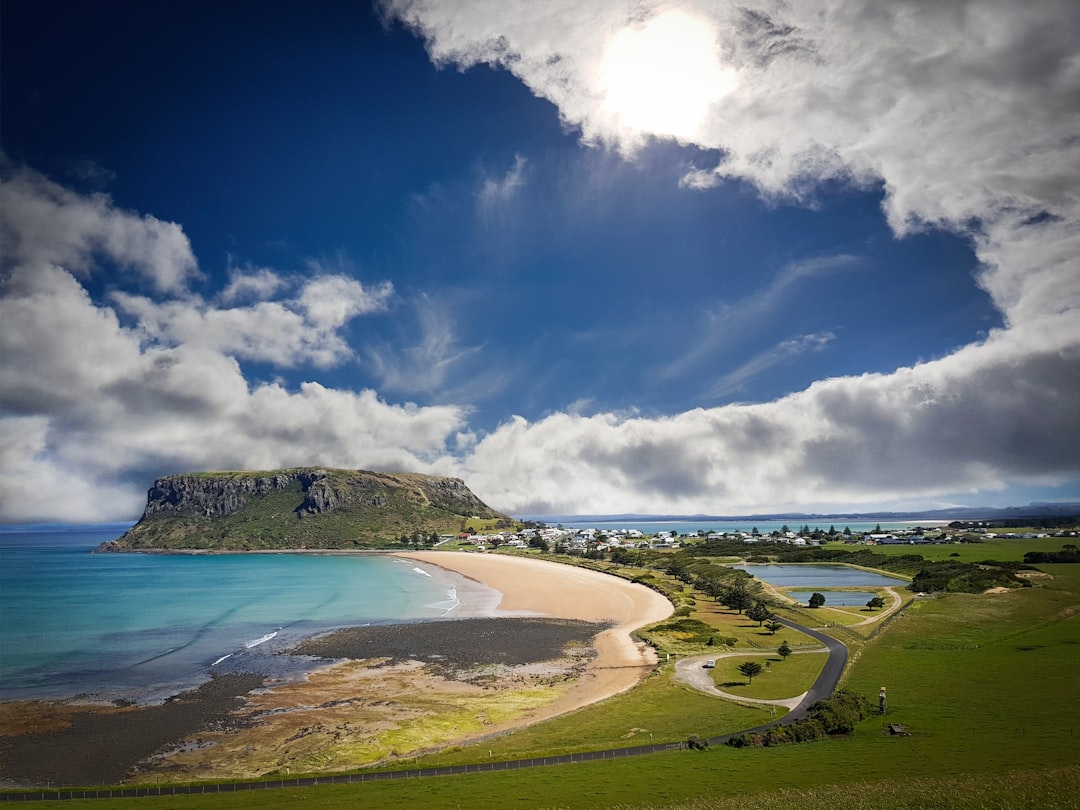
[244,630,279,649]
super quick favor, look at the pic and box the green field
[860,535,1070,563]
[10,546,1080,809]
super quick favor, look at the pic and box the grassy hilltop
[102,468,513,550]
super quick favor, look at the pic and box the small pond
[733,563,906,588]
[787,590,879,607]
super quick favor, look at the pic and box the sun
[598,9,735,141]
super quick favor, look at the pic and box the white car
[702,659,716,668]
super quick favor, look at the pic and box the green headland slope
[99,468,512,551]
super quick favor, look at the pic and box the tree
[778,640,792,660]
[722,583,754,614]
[808,592,826,609]
[665,558,692,583]
[696,575,725,602]
[737,661,764,684]
[866,596,886,611]
[764,619,783,635]
[747,601,772,626]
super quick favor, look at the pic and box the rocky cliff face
[104,468,510,550]
[141,471,322,518]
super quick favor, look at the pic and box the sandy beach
[0,552,673,787]
[399,551,674,721]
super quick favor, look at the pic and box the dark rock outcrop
[102,468,510,551]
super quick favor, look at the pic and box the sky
[1,0,1078,523]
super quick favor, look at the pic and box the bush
[727,690,873,748]
[807,688,874,734]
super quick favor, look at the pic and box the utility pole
[879,686,887,714]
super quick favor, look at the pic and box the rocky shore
[0,674,263,788]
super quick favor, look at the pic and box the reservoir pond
[787,590,879,607]
[733,563,907,588]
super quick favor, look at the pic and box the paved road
[771,617,848,722]
[1,617,847,802]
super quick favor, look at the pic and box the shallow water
[0,527,484,702]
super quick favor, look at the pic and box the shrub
[727,690,873,748]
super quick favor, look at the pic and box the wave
[426,585,460,616]
[244,630,278,649]
[210,653,233,666]
[412,566,432,577]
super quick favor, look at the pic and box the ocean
[0,526,472,704]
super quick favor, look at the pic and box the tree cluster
[909,561,1030,593]
[726,689,874,748]
[1023,545,1080,564]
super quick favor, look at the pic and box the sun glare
[599,9,735,141]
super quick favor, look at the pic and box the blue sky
[2,0,1078,522]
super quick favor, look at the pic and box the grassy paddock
[712,652,826,700]
[862,536,1069,563]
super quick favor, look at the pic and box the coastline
[398,551,674,721]
[0,551,673,786]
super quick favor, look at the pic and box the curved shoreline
[396,551,675,727]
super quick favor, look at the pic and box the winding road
[674,617,847,726]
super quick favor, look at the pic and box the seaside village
[440,522,1066,553]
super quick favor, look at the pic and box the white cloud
[365,294,482,396]
[219,267,286,304]
[380,0,1080,514]
[478,154,528,210]
[461,330,1080,515]
[111,274,392,370]
[0,261,467,521]
[704,331,835,400]
[656,253,861,382]
[0,169,461,523]
[0,165,199,294]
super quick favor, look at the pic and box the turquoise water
[787,590,880,607]
[0,528,468,703]
[732,563,907,587]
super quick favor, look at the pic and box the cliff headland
[99,468,513,551]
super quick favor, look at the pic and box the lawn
[712,650,827,700]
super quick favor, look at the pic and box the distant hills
[99,469,512,551]
[526,502,1080,524]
